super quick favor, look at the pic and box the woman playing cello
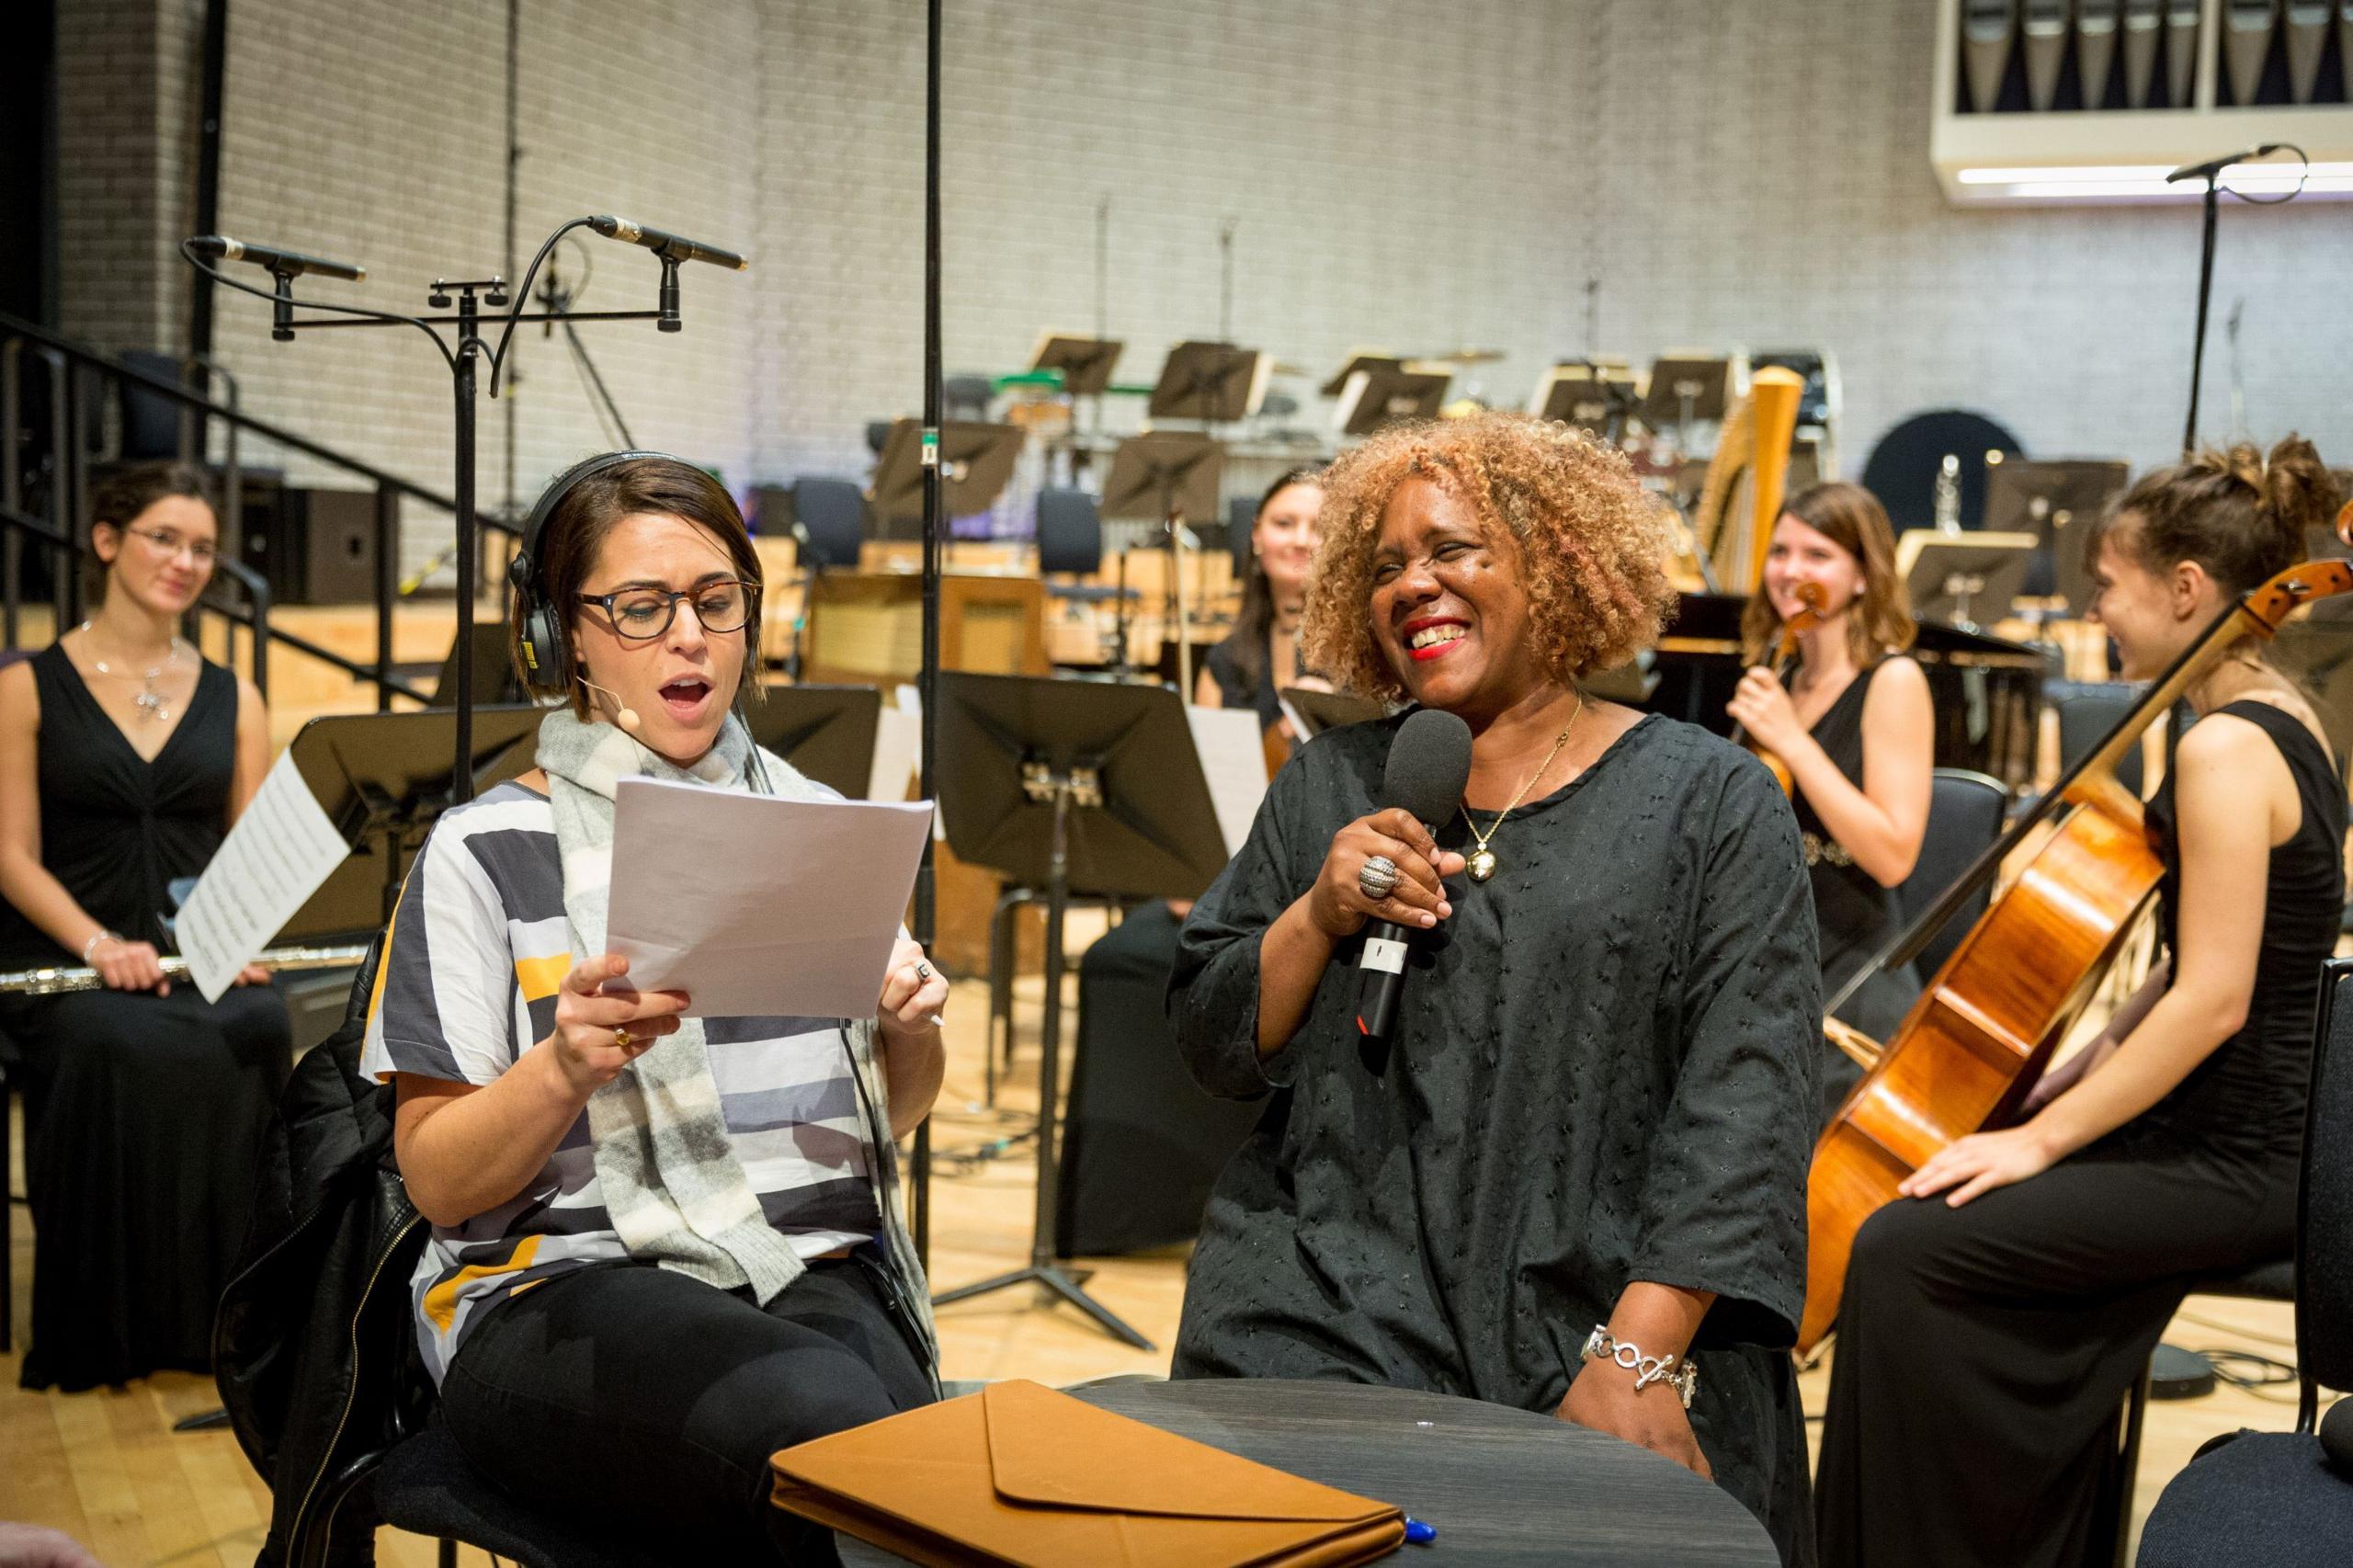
[1813,437,2346,1568]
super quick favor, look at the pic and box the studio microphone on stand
[188,234,366,281]
[2165,145,2283,183]
[584,215,748,271]
[1356,708,1474,1051]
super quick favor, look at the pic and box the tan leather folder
[770,1379,1405,1566]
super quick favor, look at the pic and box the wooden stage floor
[0,959,2322,1563]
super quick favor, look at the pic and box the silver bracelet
[81,929,121,964]
[1580,1324,1699,1409]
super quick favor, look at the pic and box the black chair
[1894,767,2010,979]
[1859,408,2023,532]
[790,478,867,571]
[2130,956,2353,1566]
[1036,488,1131,610]
[2049,680,2148,799]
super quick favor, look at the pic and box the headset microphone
[578,677,642,733]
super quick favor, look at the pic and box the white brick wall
[54,0,2353,581]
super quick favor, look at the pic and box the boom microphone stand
[180,217,746,794]
[2169,144,2308,455]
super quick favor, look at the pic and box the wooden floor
[0,949,2322,1563]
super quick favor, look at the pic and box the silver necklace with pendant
[80,622,185,724]
[1460,691,1583,883]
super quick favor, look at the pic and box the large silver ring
[1358,854,1400,901]
[914,960,933,982]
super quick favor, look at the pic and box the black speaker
[239,483,384,605]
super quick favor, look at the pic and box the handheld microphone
[578,677,642,734]
[2165,145,2284,184]
[1356,709,1474,1049]
[188,234,366,282]
[585,215,749,271]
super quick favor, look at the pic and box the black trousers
[438,1253,936,1564]
[1813,1131,2295,1568]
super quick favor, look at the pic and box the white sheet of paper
[866,705,920,803]
[176,748,349,1001]
[605,778,934,1019]
[1186,704,1268,860]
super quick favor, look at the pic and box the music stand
[1279,686,1387,738]
[1334,365,1451,437]
[279,706,544,939]
[1320,351,1404,397]
[1101,430,1224,698]
[1529,363,1639,436]
[1897,529,2038,631]
[928,673,1233,1348]
[1637,355,1736,436]
[1146,340,1271,424]
[870,418,1025,529]
[1029,333,1124,398]
[1982,458,2131,605]
[432,621,524,707]
[741,682,881,801]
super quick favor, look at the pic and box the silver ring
[914,960,933,982]
[1358,854,1400,901]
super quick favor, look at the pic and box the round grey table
[834,1378,1779,1565]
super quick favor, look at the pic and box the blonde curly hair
[1300,412,1677,704]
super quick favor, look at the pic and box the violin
[1731,581,1825,795]
[1797,556,2353,1354]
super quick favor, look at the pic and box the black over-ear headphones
[508,449,669,697]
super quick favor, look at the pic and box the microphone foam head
[1383,709,1475,824]
[616,706,642,733]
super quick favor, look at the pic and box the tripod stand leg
[1033,1264,1154,1351]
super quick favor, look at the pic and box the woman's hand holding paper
[548,952,690,1097]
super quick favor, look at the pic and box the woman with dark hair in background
[1724,482,1933,1119]
[1814,438,2346,1568]
[1196,467,1327,734]
[0,460,285,1392]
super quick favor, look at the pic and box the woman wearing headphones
[361,454,946,1562]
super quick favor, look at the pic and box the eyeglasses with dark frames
[577,579,759,642]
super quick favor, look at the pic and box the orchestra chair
[2049,680,2148,798]
[790,478,867,572]
[2124,957,2353,1567]
[1894,768,2009,980]
[1035,487,1131,609]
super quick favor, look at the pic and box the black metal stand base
[173,1407,232,1433]
[932,1261,1153,1351]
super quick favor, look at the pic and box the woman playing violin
[1724,483,1932,1119]
[1813,438,2346,1568]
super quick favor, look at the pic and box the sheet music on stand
[1896,529,2038,630]
[1334,364,1451,437]
[870,418,1024,526]
[1147,341,1272,424]
[1320,350,1404,398]
[1029,333,1125,397]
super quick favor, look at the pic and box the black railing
[0,312,517,710]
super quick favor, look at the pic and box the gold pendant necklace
[1460,690,1583,883]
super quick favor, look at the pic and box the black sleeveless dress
[0,643,290,1391]
[1790,662,1920,1120]
[1816,699,2346,1568]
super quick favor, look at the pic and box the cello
[1798,554,2353,1353]
[1730,580,1825,795]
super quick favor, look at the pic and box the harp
[1689,366,1807,596]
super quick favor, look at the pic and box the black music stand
[870,418,1024,532]
[1101,431,1223,698]
[1279,686,1388,738]
[741,682,881,801]
[1531,362,1639,437]
[431,621,525,707]
[1897,530,2038,632]
[1983,458,2131,605]
[928,672,1233,1349]
[1146,340,1270,424]
[1029,333,1124,398]
[1334,364,1450,437]
[1638,356,1735,437]
[1320,351,1404,397]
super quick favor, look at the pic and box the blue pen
[1404,1517,1437,1545]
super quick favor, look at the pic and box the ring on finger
[613,1026,632,1050]
[1358,854,1400,901]
[915,960,932,982]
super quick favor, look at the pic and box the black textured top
[1790,664,1903,965]
[1202,629,1285,733]
[1166,710,1821,1559]
[2145,699,2347,1165]
[0,642,237,965]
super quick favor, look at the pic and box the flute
[0,943,372,996]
